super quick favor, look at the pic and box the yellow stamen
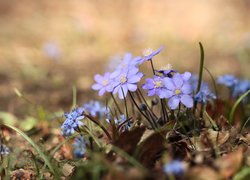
[155,81,162,88]
[120,75,127,83]
[103,79,108,86]
[175,89,181,95]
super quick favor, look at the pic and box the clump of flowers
[83,100,109,119]
[217,74,250,101]
[58,45,250,179]
[61,107,85,137]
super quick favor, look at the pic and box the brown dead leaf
[216,115,231,131]
[239,133,250,145]
[11,169,36,180]
[113,126,146,155]
[186,166,222,180]
[136,131,166,168]
[214,146,244,179]
[190,129,229,151]
[62,163,75,177]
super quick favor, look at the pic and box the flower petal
[148,89,156,96]
[181,83,192,94]
[128,75,141,83]
[94,74,103,83]
[92,84,102,90]
[98,87,106,96]
[182,72,191,81]
[168,96,180,110]
[180,95,194,108]
[163,78,175,90]
[173,74,183,88]
[127,83,137,92]
[118,88,125,99]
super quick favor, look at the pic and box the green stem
[84,114,112,140]
[110,93,122,114]
[128,91,156,129]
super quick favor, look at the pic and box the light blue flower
[163,160,185,175]
[92,72,113,96]
[111,66,143,99]
[73,136,87,158]
[217,74,238,87]
[164,72,193,109]
[195,83,216,104]
[61,107,85,137]
[84,100,109,118]
[142,75,173,99]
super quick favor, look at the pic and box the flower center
[102,79,108,86]
[143,48,153,56]
[154,81,162,88]
[175,89,181,95]
[120,75,127,83]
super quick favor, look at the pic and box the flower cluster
[92,48,164,100]
[142,72,193,109]
[61,107,85,137]
[217,74,250,100]
[83,100,109,119]
[92,47,194,109]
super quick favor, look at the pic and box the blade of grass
[196,42,205,94]
[241,116,250,133]
[229,89,250,124]
[204,66,218,98]
[71,85,77,109]
[204,111,219,131]
[1,123,58,177]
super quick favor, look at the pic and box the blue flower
[61,107,85,137]
[73,136,87,158]
[163,160,185,176]
[164,72,193,109]
[116,53,141,70]
[194,83,216,104]
[92,72,113,96]
[142,75,173,99]
[138,46,163,64]
[111,66,143,99]
[0,144,10,155]
[84,100,109,118]
[232,79,250,98]
[217,74,238,87]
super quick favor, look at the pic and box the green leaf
[233,166,250,180]
[20,116,37,131]
[0,111,17,125]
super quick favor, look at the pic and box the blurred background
[0,0,250,117]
